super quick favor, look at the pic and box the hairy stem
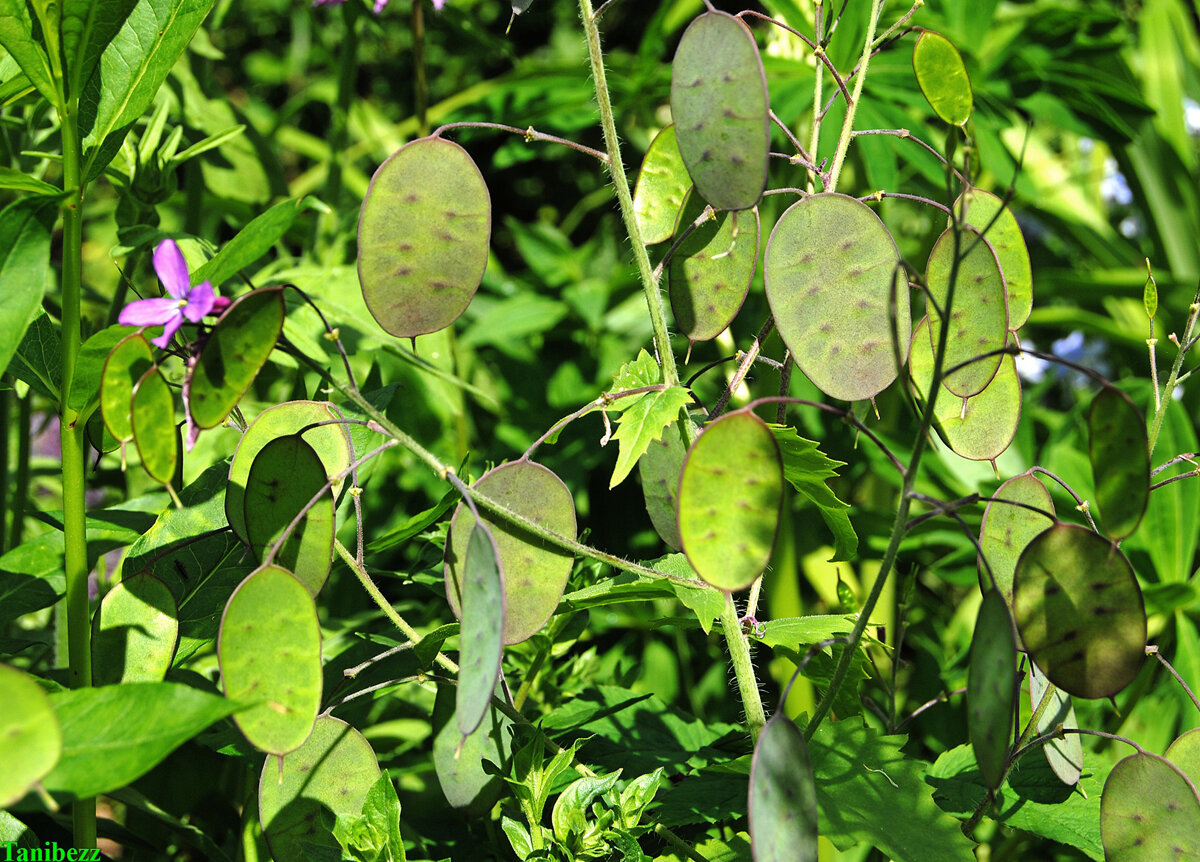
[579,0,679,388]
[1148,282,1200,454]
[721,592,767,741]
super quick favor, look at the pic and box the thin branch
[433,122,609,164]
[737,11,852,104]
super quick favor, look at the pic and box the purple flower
[119,240,222,349]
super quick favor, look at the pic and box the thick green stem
[9,377,31,553]
[721,592,767,740]
[58,91,95,847]
[826,0,884,191]
[578,0,679,387]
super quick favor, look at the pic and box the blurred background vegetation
[3,0,1200,858]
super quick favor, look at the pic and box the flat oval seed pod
[243,435,335,596]
[926,227,1009,398]
[0,664,62,808]
[101,333,154,443]
[678,411,783,592]
[358,136,491,338]
[909,317,1020,463]
[979,471,1055,606]
[432,684,513,813]
[955,190,1033,330]
[765,194,908,402]
[131,365,178,485]
[219,564,322,754]
[457,524,506,739]
[1101,752,1200,861]
[1013,523,1146,699]
[1089,386,1150,541]
[669,190,759,344]
[633,125,691,245]
[913,30,973,127]
[91,573,178,685]
[185,286,285,433]
[1165,729,1200,789]
[639,420,688,550]
[670,11,769,211]
[259,716,381,862]
[749,714,818,862]
[226,400,352,544]
[968,589,1017,790]
[1029,663,1084,787]
[445,461,576,645]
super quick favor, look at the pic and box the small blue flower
[119,240,223,349]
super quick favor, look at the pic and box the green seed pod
[968,589,1017,790]
[749,714,818,862]
[633,124,691,245]
[671,11,769,211]
[1101,752,1200,860]
[913,30,973,127]
[358,136,491,338]
[1088,386,1150,541]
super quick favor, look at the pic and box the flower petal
[153,240,192,300]
[182,281,216,322]
[150,315,183,349]
[119,297,180,327]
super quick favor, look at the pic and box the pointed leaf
[445,461,576,644]
[768,424,856,561]
[184,285,284,432]
[243,434,335,596]
[671,10,769,211]
[765,193,908,402]
[609,385,692,488]
[191,198,308,288]
[749,714,818,862]
[0,197,56,381]
[218,565,322,754]
[61,0,137,97]
[678,411,783,592]
[358,136,491,338]
[0,0,56,102]
[43,682,235,800]
[457,524,506,739]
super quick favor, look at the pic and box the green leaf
[358,136,491,338]
[609,348,661,396]
[0,166,60,195]
[0,0,56,102]
[0,197,55,383]
[81,0,217,176]
[61,0,137,98]
[43,682,236,800]
[218,565,322,754]
[927,744,1104,860]
[608,385,692,489]
[768,424,856,561]
[259,716,382,862]
[191,198,308,288]
[809,721,976,862]
[366,486,458,553]
[756,615,855,650]
[333,772,407,862]
[551,772,621,848]
[913,30,973,126]
[457,524,505,739]
[651,553,726,634]
[7,312,61,403]
[0,665,62,807]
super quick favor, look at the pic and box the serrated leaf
[810,721,976,862]
[609,385,692,488]
[768,424,856,561]
[609,348,661,397]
